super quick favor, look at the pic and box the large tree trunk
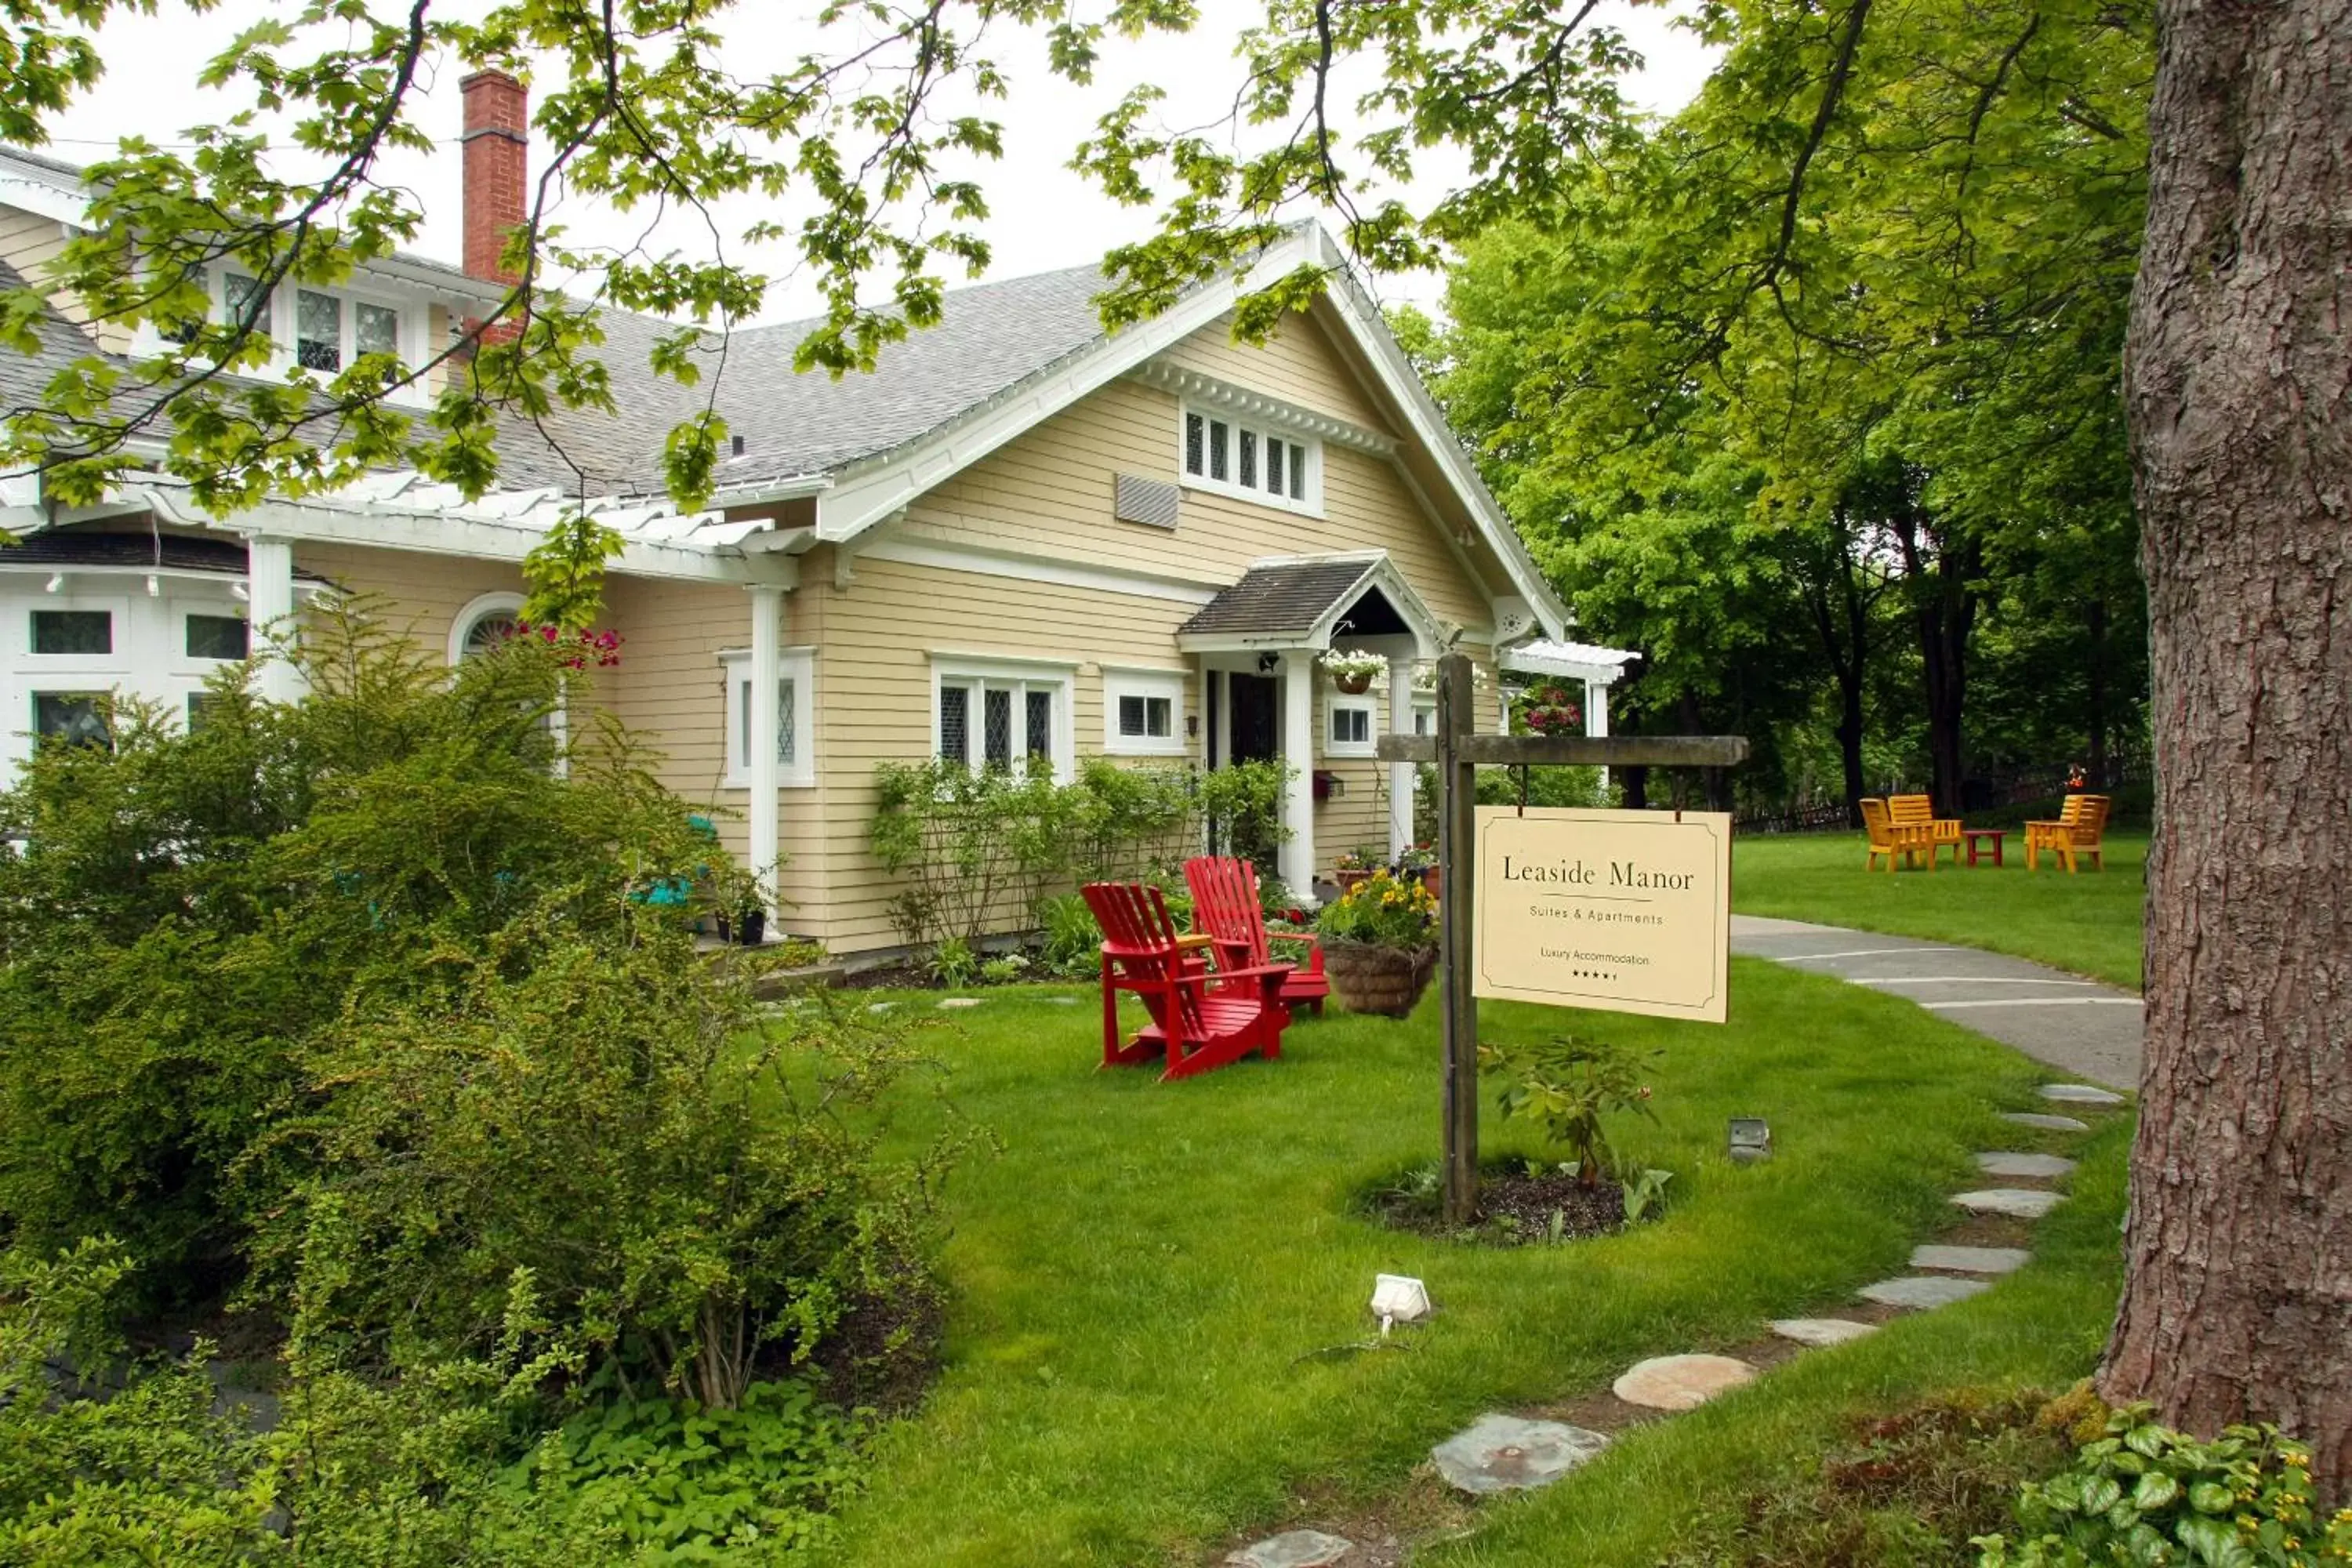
[1893,511,1979,816]
[2100,0,2352,1497]
[1803,524,1873,826]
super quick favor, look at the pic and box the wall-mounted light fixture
[1256,652,1279,674]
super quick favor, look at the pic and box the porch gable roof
[1176,552,1442,656]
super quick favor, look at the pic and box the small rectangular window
[1289,442,1308,500]
[1331,706,1370,746]
[31,609,111,655]
[1209,420,1229,481]
[939,684,969,764]
[185,613,249,661]
[1239,429,1257,489]
[1185,412,1204,476]
[1267,440,1284,495]
[778,678,797,766]
[354,301,401,358]
[224,272,274,340]
[1117,693,1173,739]
[187,691,220,733]
[33,692,109,750]
[296,289,342,371]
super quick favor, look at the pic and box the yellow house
[0,82,1618,956]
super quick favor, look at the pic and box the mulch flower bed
[1371,1163,1630,1243]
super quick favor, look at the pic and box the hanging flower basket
[1323,938,1439,1017]
[1322,650,1385,696]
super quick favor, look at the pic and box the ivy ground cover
[822,961,2129,1566]
[1732,832,2149,990]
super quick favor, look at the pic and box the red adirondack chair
[1183,855,1331,1016]
[1080,881,1292,1082]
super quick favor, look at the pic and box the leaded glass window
[1238,429,1257,488]
[1025,688,1053,761]
[983,687,1013,768]
[939,684,968,763]
[1185,412,1205,475]
[297,289,342,371]
[31,610,110,655]
[224,273,273,340]
[33,693,109,750]
[1289,441,1308,500]
[1209,420,1229,481]
[1267,439,1284,495]
[354,301,401,358]
[186,613,249,661]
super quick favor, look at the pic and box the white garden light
[1370,1274,1432,1336]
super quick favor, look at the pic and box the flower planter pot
[1333,670,1374,695]
[1323,938,1439,1018]
[1334,868,1374,894]
[1420,866,1442,900]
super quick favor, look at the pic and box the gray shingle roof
[0,527,328,581]
[1178,559,1380,639]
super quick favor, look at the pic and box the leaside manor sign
[1473,807,1733,1023]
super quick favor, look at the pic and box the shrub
[1476,1032,1660,1187]
[1063,759,1197,884]
[1034,893,1102,978]
[870,760,1070,947]
[1315,869,1438,950]
[1975,1401,2352,1567]
[1199,759,1293,870]
[0,604,731,1299]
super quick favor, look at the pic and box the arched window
[448,592,526,666]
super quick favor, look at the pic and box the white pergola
[1498,637,1639,788]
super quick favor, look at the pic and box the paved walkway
[1731,915,2143,1091]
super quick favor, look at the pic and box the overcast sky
[43,1,1716,327]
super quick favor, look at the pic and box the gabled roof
[1178,552,1443,656]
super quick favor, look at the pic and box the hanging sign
[1471,806,1733,1023]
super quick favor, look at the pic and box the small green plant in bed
[1974,1401,2352,1568]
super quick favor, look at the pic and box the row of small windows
[29,608,249,662]
[939,678,1055,771]
[1184,412,1310,503]
[165,272,403,373]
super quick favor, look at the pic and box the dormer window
[1180,405,1319,514]
[154,269,418,400]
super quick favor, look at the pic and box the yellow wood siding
[1156,309,1396,435]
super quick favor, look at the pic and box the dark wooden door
[1229,673,1277,763]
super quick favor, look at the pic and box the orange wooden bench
[1887,793,1963,868]
[2026,793,2111,873]
[1860,797,1939,872]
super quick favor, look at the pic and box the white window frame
[1412,698,1436,736]
[140,267,427,407]
[170,599,252,675]
[1177,402,1323,517]
[1325,690,1377,758]
[719,646,817,789]
[931,654,1076,782]
[1102,666,1187,757]
[448,591,527,666]
[22,595,129,676]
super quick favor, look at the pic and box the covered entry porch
[1178,552,1443,903]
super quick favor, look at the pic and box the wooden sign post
[1377,652,1749,1225]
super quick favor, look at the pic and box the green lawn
[1733,830,2149,989]
[824,969,2127,1566]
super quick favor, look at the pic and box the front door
[1228,673,1278,764]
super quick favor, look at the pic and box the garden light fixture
[1728,1118,1772,1163]
[1370,1273,1432,1336]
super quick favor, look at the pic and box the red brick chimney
[459,71,528,285]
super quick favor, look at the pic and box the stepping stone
[1771,1318,1880,1348]
[938,996,983,1009]
[1431,1413,1610,1494]
[1911,1243,2031,1275]
[2039,1083,2124,1106]
[1227,1530,1355,1568]
[866,1001,896,1014]
[1976,1151,2077,1180]
[2002,1111,2091,1133]
[1611,1353,1756,1411]
[1860,1275,1991,1309]
[1046,996,1079,1005]
[1951,1188,2064,1219]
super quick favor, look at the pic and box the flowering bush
[1975,1403,2352,1567]
[1515,678,1584,735]
[1315,869,1438,949]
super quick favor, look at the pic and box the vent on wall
[1113,474,1181,530]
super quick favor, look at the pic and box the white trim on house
[717,644,817,789]
[1102,666,1187,757]
[928,652,1076,782]
[1175,550,1447,659]
[1129,360,1395,455]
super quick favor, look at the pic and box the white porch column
[1388,655,1415,859]
[1279,652,1317,904]
[1589,678,1612,795]
[747,584,785,917]
[245,534,299,703]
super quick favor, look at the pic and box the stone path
[1225,924,2136,1567]
[1730,915,2142,1090]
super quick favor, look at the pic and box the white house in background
[0,72,1633,953]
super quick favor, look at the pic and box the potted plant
[1315,869,1439,1017]
[1333,846,1379,894]
[1320,648,1385,696]
[1515,678,1584,735]
[1396,840,1439,898]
